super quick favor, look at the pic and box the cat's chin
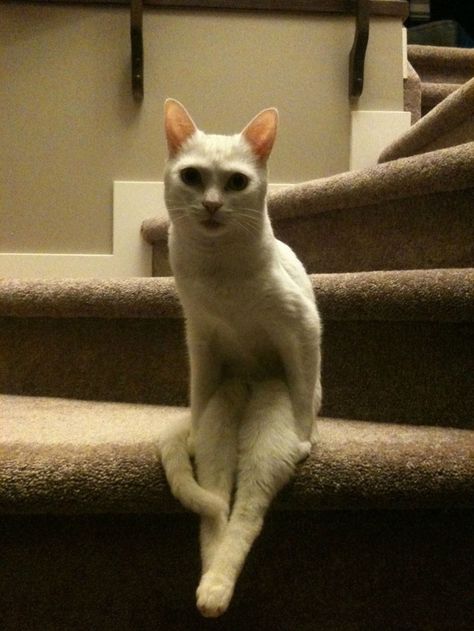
[199,219,227,234]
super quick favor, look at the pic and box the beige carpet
[381,77,474,161]
[408,44,474,115]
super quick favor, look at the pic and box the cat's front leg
[274,321,322,445]
[187,324,221,427]
[195,379,248,572]
[196,379,302,618]
[186,427,196,458]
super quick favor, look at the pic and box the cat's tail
[158,414,228,519]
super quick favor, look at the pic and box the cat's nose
[202,200,223,215]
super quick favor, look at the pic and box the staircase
[2,58,474,631]
[408,44,474,116]
[2,276,473,628]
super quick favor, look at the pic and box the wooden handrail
[13,1,410,19]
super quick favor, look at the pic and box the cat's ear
[164,99,198,157]
[241,108,278,164]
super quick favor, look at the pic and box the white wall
[1,4,405,263]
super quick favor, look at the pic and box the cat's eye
[226,172,249,191]
[180,167,202,187]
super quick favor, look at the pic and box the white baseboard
[0,182,163,278]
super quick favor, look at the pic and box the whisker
[171,215,188,223]
[235,221,254,237]
[234,216,259,238]
[238,210,260,218]
[238,213,260,226]
[169,205,201,217]
[236,206,262,215]
[167,206,194,212]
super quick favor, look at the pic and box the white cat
[159,99,322,618]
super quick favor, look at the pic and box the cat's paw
[196,572,234,618]
[310,422,320,445]
[296,440,312,462]
[186,429,196,458]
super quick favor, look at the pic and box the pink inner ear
[165,99,197,157]
[242,109,278,163]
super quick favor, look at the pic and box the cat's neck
[169,206,276,280]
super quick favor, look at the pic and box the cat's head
[163,99,278,238]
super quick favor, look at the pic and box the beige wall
[1,5,404,254]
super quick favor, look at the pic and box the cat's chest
[181,271,258,315]
[215,321,281,381]
[182,278,282,378]
[198,286,267,344]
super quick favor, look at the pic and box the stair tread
[1,394,473,514]
[142,142,474,237]
[408,44,474,84]
[381,78,474,162]
[1,269,473,323]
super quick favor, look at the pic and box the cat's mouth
[200,218,224,231]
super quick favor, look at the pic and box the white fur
[160,107,322,617]
[158,412,228,519]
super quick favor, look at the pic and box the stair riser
[0,317,187,409]
[274,191,474,274]
[1,316,472,428]
[151,189,474,276]
[322,320,473,427]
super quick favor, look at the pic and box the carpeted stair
[2,82,474,631]
[383,77,474,161]
[408,44,474,116]
[143,142,474,277]
[1,273,473,629]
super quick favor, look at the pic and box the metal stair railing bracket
[349,0,370,98]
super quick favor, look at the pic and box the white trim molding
[350,110,411,171]
[0,182,164,278]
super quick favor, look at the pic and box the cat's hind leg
[194,378,249,574]
[196,379,305,618]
